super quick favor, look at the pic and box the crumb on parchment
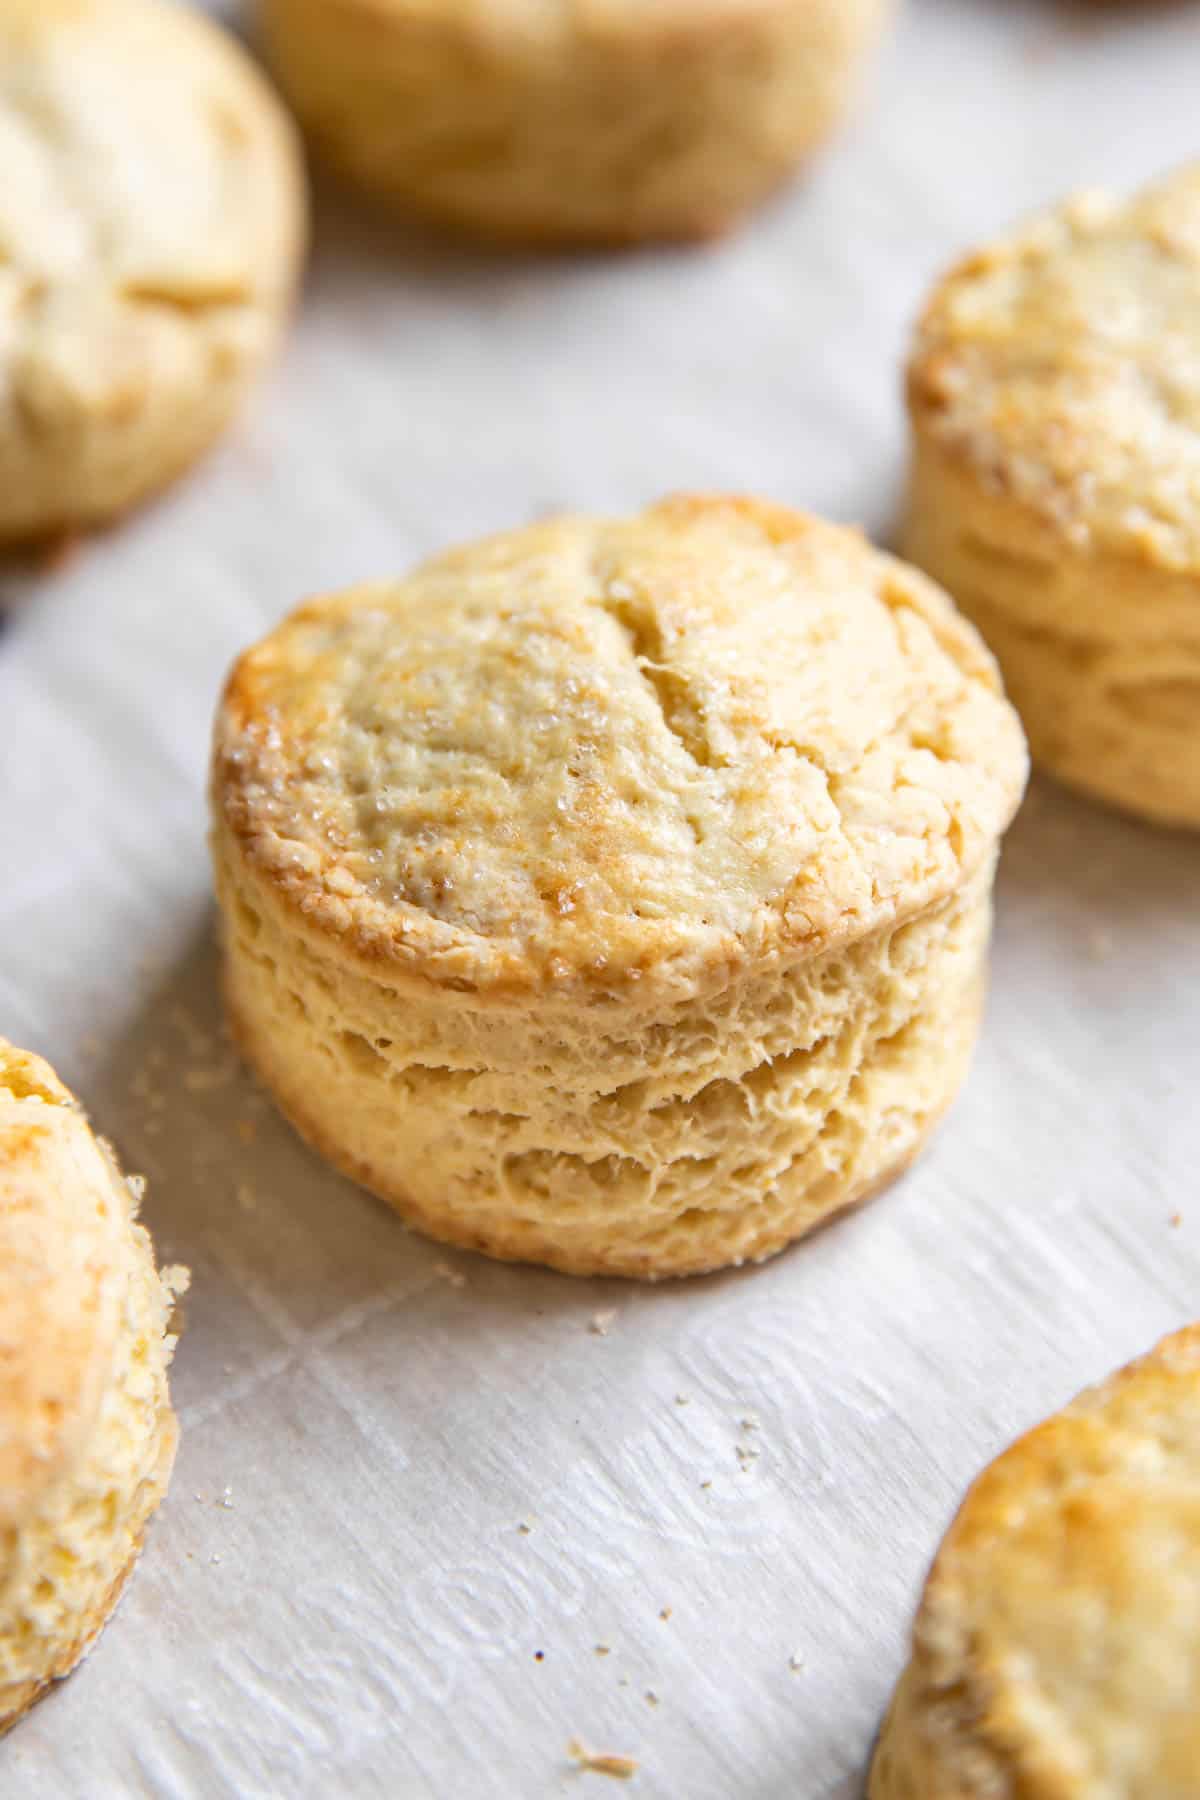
[568,1739,638,1780]
[589,1310,617,1336]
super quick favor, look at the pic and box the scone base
[902,449,1200,833]
[0,1546,141,1738]
[225,982,973,1282]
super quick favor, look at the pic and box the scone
[0,0,306,544]
[905,165,1200,830]
[871,1325,1200,1799]
[258,0,891,245]
[211,495,1026,1279]
[0,1040,184,1732]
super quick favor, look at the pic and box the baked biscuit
[871,1325,1200,1799]
[0,1040,184,1732]
[258,0,890,245]
[211,496,1026,1279]
[0,0,305,544]
[905,166,1200,829]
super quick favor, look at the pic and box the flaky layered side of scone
[211,497,1026,1279]
[905,167,1200,830]
[0,1042,184,1732]
[258,0,890,245]
[871,1325,1200,1800]
[0,0,306,543]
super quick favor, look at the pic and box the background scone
[871,1325,1200,1799]
[211,495,1026,1279]
[0,1041,184,1732]
[0,0,305,544]
[905,165,1200,830]
[258,0,891,245]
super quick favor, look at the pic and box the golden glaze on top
[874,1326,1200,1798]
[0,1044,124,1529]
[909,165,1200,572]
[214,496,1026,996]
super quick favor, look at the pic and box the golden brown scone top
[0,1042,127,1530]
[909,164,1200,570]
[0,0,301,422]
[215,496,1026,996]
[907,1326,1200,1797]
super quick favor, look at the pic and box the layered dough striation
[871,1325,1200,1799]
[0,0,306,541]
[905,166,1200,829]
[0,1041,183,1731]
[211,495,1027,1278]
[259,0,890,245]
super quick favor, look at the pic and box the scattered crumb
[739,1415,759,1431]
[433,1262,467,1289]
[789,1652,805,1673]
[517,1523,532,1536]
[644,1691,659,1708]
[673,1394,689,1407]
[589,1310,617,1336]
[210,1553,222,1566]
[658,1607,671,1623]
[183,1064,233,1093]
[170,1006,211,1056]
[735,1444,760,1466]
[1170,1211,1183,1229]
[236,1118,257,1145]
[567,1740,637,1781]
[534,1651,545,1663]
[699,1480,712,1491]
[594,1645,610,1658]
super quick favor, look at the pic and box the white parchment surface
[3,3,1200,1794]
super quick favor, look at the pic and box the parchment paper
[4,2,1200,1794]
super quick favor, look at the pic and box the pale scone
[0,1041,184,1732]
[871,1325,1200,1800]
[0,0,306,544]
[258,0,891,246]
[211,496,1026,1279]
[905,166,1200,830]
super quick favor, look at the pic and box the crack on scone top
[595,578,721,775]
